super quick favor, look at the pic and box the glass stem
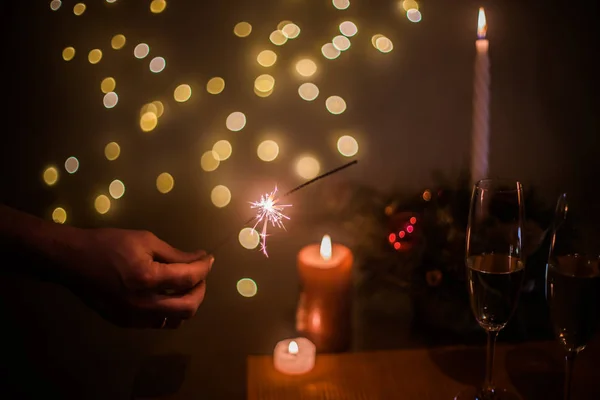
[484,330,499,391]
[564,351,577,400]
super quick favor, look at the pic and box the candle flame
[288,340,299,355]
[477,7,487,39]
[320,235,332,261]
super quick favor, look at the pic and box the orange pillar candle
[296,235,354,353]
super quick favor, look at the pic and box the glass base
[454,387,521,400]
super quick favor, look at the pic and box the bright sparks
[250,187,291,257]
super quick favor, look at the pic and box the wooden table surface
[247,341,600,400]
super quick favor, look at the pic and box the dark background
[0,0,598,399]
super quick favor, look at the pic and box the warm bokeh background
[0,0,597,398]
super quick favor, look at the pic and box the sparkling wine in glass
[467,254,525,331]
[546,194,600,400]
[455,179,525,400]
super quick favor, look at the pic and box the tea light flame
[288,340,299,355]
[477,7,487,39]
[320,235,332,261]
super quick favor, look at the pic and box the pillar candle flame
[320,235,332,261]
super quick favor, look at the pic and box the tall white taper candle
[471,7,490,185]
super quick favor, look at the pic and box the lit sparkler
[250,186,291,257]
[209,160,358,257]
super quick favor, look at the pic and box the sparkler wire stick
[281,159,358,197]
[208,160,358,255]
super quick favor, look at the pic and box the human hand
[60,228,213,329]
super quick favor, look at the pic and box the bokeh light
[407,9,422,23]
[257,140,280,162]
[410,217,417,225]
[88,49,102,64]
[254,74,275,93]
[295,156,321,179]
[332,0,350,10]
[201,151,220,172]
[152,100,165,117]
[211,185,232,208]
[321,43,341,60]
[325,96,347,114]
[52,207,67,224]
[254,87,273,98]
[206,77,225,94]
[298,83,319,101]
[43,167,59,186]
[73,3,86,16]
[94,195,111,215]
[100,77,116,94]
[65,157,80,174]
[50,1,62,11]
[295,59,317,77]
[375,36,394,53]
[226,112,246,132]
[371,34,383,47]
[106,0,117,4]
[402,0,418,11]
[257,50,277,67]
[238,228,260,250]
[237,278,258,298]
[111,34,126,50]
[140,112,158,132]
[269,30,288,46]
[212,140,232,161]
[140,103,158,117]
[150,0,167,13]
[149,56,166,73]
[134,43,150,59]
[282,23,301,39]
[174,84,192,102]
[337,135,359,157]
[105,142,120,161]
[339,21,358,37]
[109,180,125,199]
[103,92,119,109]
[423,190,432,201]
[156,173,174,194]
[233,22,252,38]
[332,35,351,51]
[277,20,292,30]
[62,47,75,61]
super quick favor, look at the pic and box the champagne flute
[455,179,525,400]
[546,193,600,400]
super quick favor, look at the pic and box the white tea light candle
[273,337,316,375]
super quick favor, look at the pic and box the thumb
[151,236,206,264]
